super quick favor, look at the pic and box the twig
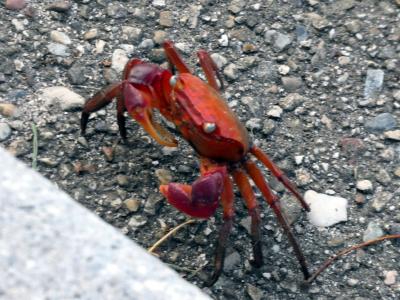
[148,219,196,254]
[306,234,400,284]
[31,123,38,170]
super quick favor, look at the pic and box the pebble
[393,90,400,101]
[152,0,165,7]
[363,221,384,242]
[122,26,142,42]
[159,11,174,27]
[210,53,228,69]
[128,215,147,230]
[347,278,359,287]
[47,1,72,12]
[116,174,129,187]
[305,12,330,30]
[281,76,302,92]
[5,0,27,10]
[246,284,264,300]
[295,168,312,186]
[338,56,351,65]
[384,130,400,141]
[188,5,201,29]
[266,105,283,118]
[223,63,239,80]
[138,39,155,49]
[356,180,373,193]
[94,40,106,54]
[123,198,141,212]
[364,113,397,132]
[280,93,305,111]
[273,33,293,52]
[68,65,86,85]
[364,69,384,99]
[155,168,172,185]
[0,123,12,141]
[224,251,241,271]
[278,65,290,75]
[371,190,391,212]
[50,31,71,45]
[0,103,19,118]
[83,29,98,40]
[262,119,275,135]
[40,87,85,111]
[384,270,398,285]
[153,31,167,45]
[107,3,127,18]
[305,190,348,227]
[295,25,308,42]
[47,43,70,57]
[218,34,229,47]
[111,49,129,74]
[144,194,163,215]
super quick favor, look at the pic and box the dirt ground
[1,1,399,299]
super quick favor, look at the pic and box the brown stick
[148,219,196,254]
[306,234,400,284]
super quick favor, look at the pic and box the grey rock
[223,63,239,80]
[50,30,71,45]
[0,122,12,141]
[371,189,392,212]
[121,26,142,42]
[262,119,276,135]
[295,25,308,42]
[0,148,209,300]
[363,222,384,242]
[144,194,163,215]
[280,93,305,111]
[128,215,148,229]
[365,113,397,132]
[106,3,127,18]
[281,76,303,92]
[274,33,293,52]
[224,251,241,271]
[138,39,155,49]
[364,69,384,99]
[68,64,87,85]
[39,86,85,111]
[246,284,264,300]
[47,42,70,57]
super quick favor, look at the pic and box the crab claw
[160,171,225,219]
[124,82,177,147]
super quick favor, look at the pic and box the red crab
[81,41,311,285]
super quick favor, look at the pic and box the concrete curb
[0,147,210,300]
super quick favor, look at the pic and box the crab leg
[206,175,235,287]
[250,146,310,212]
[232,168,263,268]
[81,82,122,135]
[163,41,191,74]
[244,159,310,279]
[197,50,225,91]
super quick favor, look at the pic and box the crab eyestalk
[123,82,177,147]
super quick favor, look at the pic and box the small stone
[375,169,391,186]
[295,25,308,42]
[365,113,397,132]
[239,216,252,235]
[68,64,86,85]
[47,1,72,12]
[280,93,305,111]
[246,118,261,130]
[347,278,359,287]
[306,13,330,30]
[138,39,155,49]
[371,190,391,212]
[393,90,400,101]
[0,123,12,141]
[83,29,98,40]
[338,56,351,65]
[295,155,304,165]
[355,193,365,204]
[281,77,302,92]
[144,194,163,215]
[155,169,172,185]
[266,105,283,118]
[0,103,19,118]
[124,198,141,212]
[102,146,114,162]
[224,251,241,271]
[5,0,27,10]
[246,284,264,300]
[223,63,239,80]
[384,270,398,285]
[262,119,275,135]
[384,130,400,141]
[242,43,257,53]
[159,11,174,27]
[364,69,384,99]
[50,31,71,45]
[116,174,129,187]
[128,215,147,229]
[394,167,400,177]
[210,53,228,69]
[95,40,106,54]
[40,86,85,111]
[152,0,165,7]
[107,3,126,18]
[218,34,229,47]
[274,33,293,52]
[278,65,290,75]
[363,222,384,242]
[112,49,129,74]
[295,168,312,186]
[305,190,348,227]
[153,31,167,45]
[356,180,373,193]
[188,5,201,29]
[47,43,70,57]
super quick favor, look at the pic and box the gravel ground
[1,0,400,299]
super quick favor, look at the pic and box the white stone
[356,179,373,192]
[50,30,71,45]
[40,86,85,111]
[267,105,283,118]
[112,49,129,74]
[305,190,348,227]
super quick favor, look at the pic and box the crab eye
[203,122,216,133]
[169,75,178,87]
